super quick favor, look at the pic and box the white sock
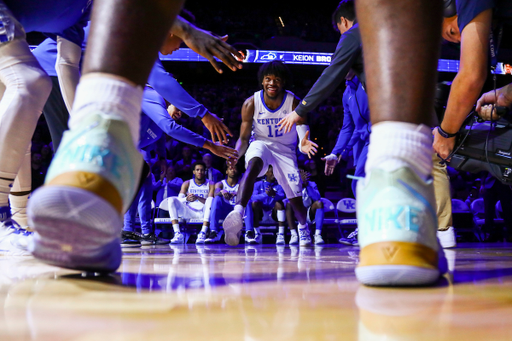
[298,223,307,230]
[365,122,433,181]
[291,229,298,237]
[234,204,244,215]
[0,178,11,206]
[69,74,143,146]
[278,226,285,235]
[173,223,180,233]
[201,225,208,233]
[9,193,29,228]
[315,229,322,236]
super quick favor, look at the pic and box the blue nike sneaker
[355,167,440,286]
[28,112,142,273]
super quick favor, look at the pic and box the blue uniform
[331,76,370,196]
[6,0,91,45]
[244,179,285,230]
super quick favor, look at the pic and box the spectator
[202,153,223,182]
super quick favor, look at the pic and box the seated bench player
[244,165,286,245]
[167,161,214,244]
[285,169,325,245]
[205,163,241,244]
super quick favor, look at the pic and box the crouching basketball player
[167,161,214,244]
[222,61,318,247]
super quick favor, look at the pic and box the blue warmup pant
[351,141,369,197]
[210,196,234,231]
[314,206,325,231]
[244,201,274,231]
[124,174,153,234]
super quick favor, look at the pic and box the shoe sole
[223,212,243,246]
[28,186,122,273]
[356,241,439,286]
[121,244,141,248]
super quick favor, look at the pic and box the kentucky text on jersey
[256,118,282,125]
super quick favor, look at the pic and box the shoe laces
[299,229,310,239]
[347,228,358,239]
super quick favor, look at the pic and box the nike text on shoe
[223,210,243,246]
[28,112,143,273]
[355,167,440,287]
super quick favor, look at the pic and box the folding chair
[336,198,357,237]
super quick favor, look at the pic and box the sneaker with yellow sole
[355,167,440,286]
[28,112,142,273]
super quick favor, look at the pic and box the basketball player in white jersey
[205,163,240,244]
[167,161,214,244]
[223,61,318,247]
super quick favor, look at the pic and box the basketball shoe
[223,210,243,246]
[28,112,143,272]
[355,167,440,286]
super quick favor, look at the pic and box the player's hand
[300,169,310,185]
[204,140,239,161]
[300,131,318,159]
[321,154,340,176]
[167,104,183,120]
[277,110,301,134]
[181,27,243,74]
[266,185,276,197]
[186,194,197,202]
[476,85,512,121]
[201,112,232,144]
[433,127,455,162]
[221,190,231,200]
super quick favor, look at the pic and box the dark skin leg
[288,197,307,226]
[83,0,185,86]
[235,158,264,207]
[286,202,297,232]
[355,0,443,125]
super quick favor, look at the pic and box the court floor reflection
[1,243,512,340]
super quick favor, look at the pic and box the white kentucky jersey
[187,179,210,211]
[252,90,297,152]
[221,179,239,206]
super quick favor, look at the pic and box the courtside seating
[336,198,357,237]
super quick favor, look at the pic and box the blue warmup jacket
[251,179,285,209]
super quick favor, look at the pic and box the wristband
[437,126,458,138]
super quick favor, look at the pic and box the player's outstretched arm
[203,140,239,161]
[171,16,243,74]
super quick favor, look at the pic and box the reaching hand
[221,190,231,201]
[201,112,232,144]
[300,131,318,159]
[433,127,455,161]
[266,185,276,197]
[277,111,301,134]
[181,27,244,74]
[476,85,512,121]
[204,140,239,161]
[321,154,340,176]
[186,194,197,202]
[167,104,182,120]
[300,169,310,185]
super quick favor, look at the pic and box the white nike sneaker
[299,227,311,247]
[28,112,143,272]
[289,233,299,245]
[437,226,456,248]
[170,231,185,244]
[356,167,441,287]
[275,233,285,245]
[0,207,32,256]
[196,231,207,244]
[223,210,243,246]
[314,234,325,245]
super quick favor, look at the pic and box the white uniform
[168,179,211,221]
[245,90,302,198]
[221,179,239,206]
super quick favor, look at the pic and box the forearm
[235,137,250,157]
[148,60,208,118]
[441,74,485,133]
[170,15,193,41]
